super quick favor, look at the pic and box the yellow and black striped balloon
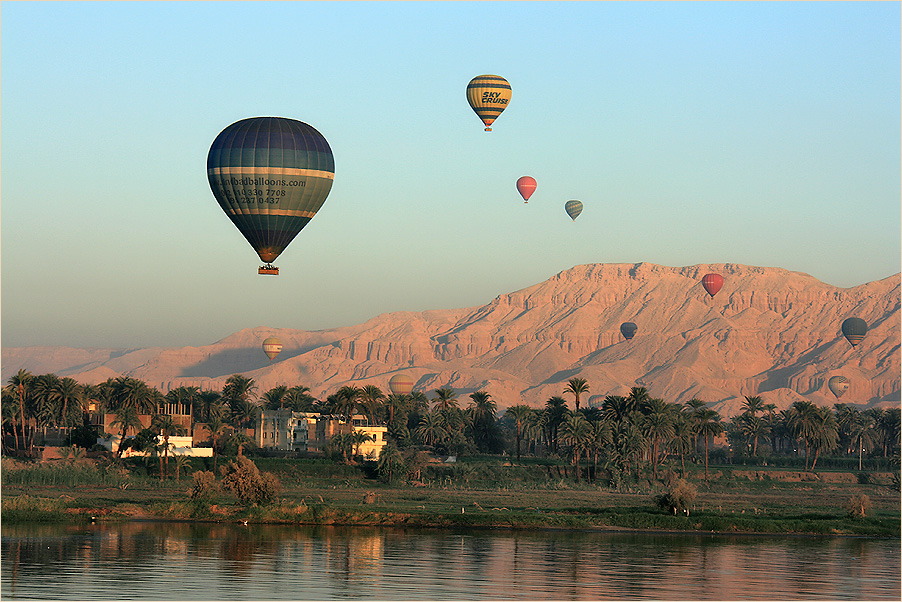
[466,75,511,131]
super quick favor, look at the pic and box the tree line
[3,371,899,481]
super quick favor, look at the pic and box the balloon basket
[484,127,492,131]
[258,265,279,275]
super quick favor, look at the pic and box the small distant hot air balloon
[620,322,638,341]
[388,373,414,396]
[565,200,583,221]
[701,273,724,298]
[516,176,537,203]
[841,317,868,347]
[207,116,335,275]
[466,75,511,131]
[828,376,849,399]
[262,337,283,362]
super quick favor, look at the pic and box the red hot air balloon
[701,273,724,298]
[388,374,414,396]
[516,176,537,203]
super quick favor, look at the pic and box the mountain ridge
[3,262,899,418]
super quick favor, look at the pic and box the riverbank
[2,457,899,537]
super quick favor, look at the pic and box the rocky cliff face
[4,263,899,417]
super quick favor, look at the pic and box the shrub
[220,456,281,505]
[188,470,218,501]
[654,478,697,515]
[845,494,871,519]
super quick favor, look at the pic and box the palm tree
[47,377,84,431]
[7,369,33,452]
[640,398,675,480]
[602,395,631,423]
[432,388,458,412]
[564,378,590,412]
[807,406,838,471]
[762,403,779,453]
[221,374,258,423]
[467,391,497,452]
[742,395,764,417]
[173,455,191,481]
[415,411,447,447]
[685,398,707,454]
[194,390,224,424]
[845,410,876,471]
[329,385,361,422]
[544,396,570,453]
[110,406,143,458]
[261,385,290,410]
[505,405,533,462]
[671,413,694,476]
[695,409,723,482]
[358,385,386,425]
[206,415,231,472]
[561,413,592,482]
[786,401,821,470]
[348,430,375,459]
[105,376,158,414]
[151,413,187,479]
[284,385,316,412]
[377,442,405,482]
[587,417,612,481]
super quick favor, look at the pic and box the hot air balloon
[207,117,335,275]
[841,317,868,347]
[262,337,283,362]
[565,200,583,221]
[388,373,414,396]
[516,176,537,203]
[828,376,849,399]
[701,273,724,298]
[620,322,638,340]
[466,75,511,131]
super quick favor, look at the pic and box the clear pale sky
[2,1,900,349]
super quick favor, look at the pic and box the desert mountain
[3,263,899,418]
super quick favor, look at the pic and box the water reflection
[2,522,899,600]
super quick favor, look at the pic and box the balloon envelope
[466,75,511,131]
[207,117,334,269]
[565,200,583,221]
[262,337,283,361]
[828,376,849,399]
[388,373,414,396]
[516,176,537,203]
[701,273,724,297]
[620,322,638,340]
[841,317,868,347]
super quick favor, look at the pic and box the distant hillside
[3,263,899,417]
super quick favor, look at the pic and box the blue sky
[2,1,900,349]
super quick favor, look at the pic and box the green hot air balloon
[208,117,335,275]
[565,200,583,221]
[841,317,868,347]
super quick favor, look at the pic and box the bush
[654,478,697,515]
[188,470,218,501]
[219,456,281,505]
[845,494,871,519]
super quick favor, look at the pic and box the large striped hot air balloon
[620,322,638,341]
[701,273,724,298]
[565,200,583,221]
[262,337,283,362]
[516,176,537,203]
[388,373,414,396]
[828,376,849,399]
[466,75,511,131]
[841,317,868,347]
[207,117,335,275]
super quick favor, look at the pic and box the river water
[1,521,899,600]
